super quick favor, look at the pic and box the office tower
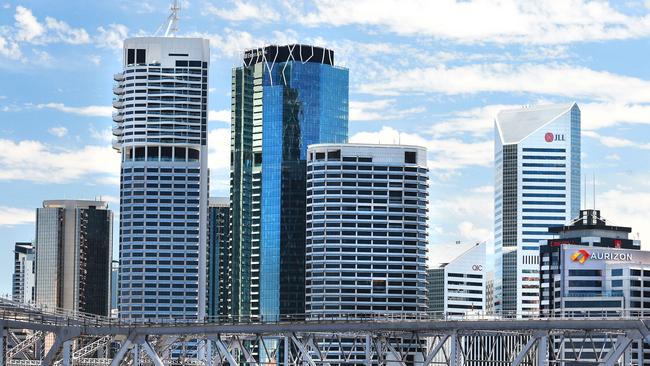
[539,209,645,362]
[208,197,229,318]
[113,37,210,321]
[494,103,580,317]
[427,242,486,317]
[540,209,641,314]
[35,200,113,315]
[229,44,348,320]
[305,144,428,317]
[12,242,35,304]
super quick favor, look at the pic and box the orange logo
[571,249,591,264]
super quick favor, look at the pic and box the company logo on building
[545,132,565,143]
[570,249,633,264]
[571,249,590,264]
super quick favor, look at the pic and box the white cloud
[90,127,113,142]
[0,139,119,184]
[205,1,280,22]
[0,206,34,226]
[43,16,90,44]
[458,221,492,243]
[88,55,102,65]
[48,126,68,138]
[37,103,112,117]
[583,130,650,150]
[580,102,650,130]
[598,189,650,248]
[350,99,425,121]
[94,24,128,50]
[14,6,45,42]
[208,128,231,170]
[430,104,519,137]
[350,126,492,170]
[0,35,22,60]
[359,63,650,104]
[300,0,650,45]
[209,109,230,123]
[14,6,89,45]
[187,29,259,58]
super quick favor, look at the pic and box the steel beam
[61,340,72,366]
[449,333,457,366]
[109,336,133,366]
[537,334,547,366]
[141,339,164,366]
[213,337,238,366]
[290,334,317,366]
[423,335,449,366]
[602,335,632,366]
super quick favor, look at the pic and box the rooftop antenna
[593,171,596,210]
[154,0,181,37]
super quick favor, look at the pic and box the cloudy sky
[1,0,650,295]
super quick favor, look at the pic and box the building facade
[12,242,35,304]
[305,144,428,317]
[113,37,210,321]
[427,242,486,317]
[229,44,348,320]
[208,197,230,319]
[35,200,113,316]
[494,103,581,316]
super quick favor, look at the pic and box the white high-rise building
[305,144,429,317]
[12,242,35,304]
[113,37,210,321]
[494,103,581,317]
[427,242,486,318]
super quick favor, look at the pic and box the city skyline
[2,0,650,296]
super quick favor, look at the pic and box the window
[404,151,416,164]
[136,49,146,64]
[127,49,135,64]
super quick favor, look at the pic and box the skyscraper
[35,200,113,315]
[207,197,229,318]
[305,144,428,317]
[113,37,210,321]
[494,103,580,317]
[12,242,35,304]
[229,44,348,320]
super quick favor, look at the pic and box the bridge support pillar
[449,333,457,366]
[537,335,547,366]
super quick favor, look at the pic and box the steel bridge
[0,299,649,365]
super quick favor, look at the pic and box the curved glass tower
[230,44,348,321]
[113,37,210,321]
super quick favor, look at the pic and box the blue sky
[1,0,650,295]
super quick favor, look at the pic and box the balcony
[112,85,124,95]
[112,99,123,108]
[111,138,121,151]
[113,73,124,81]
[112,112,124,122]
[112,125,123,136]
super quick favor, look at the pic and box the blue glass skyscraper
[229,44,348,320]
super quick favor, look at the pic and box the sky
[1,0,650,295]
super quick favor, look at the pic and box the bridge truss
[0,301,649,365]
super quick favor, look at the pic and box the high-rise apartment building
[35,200,113,315]
[427,242,486,317]
[208,197,229,318]
[494,103,580,316]
[113,37,210,321]
[229,44,348,320]
[305,144,428,317]
[12,242,35,304]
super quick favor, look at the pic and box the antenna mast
[154,0,181,37]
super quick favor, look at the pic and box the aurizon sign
[570,249,632,264]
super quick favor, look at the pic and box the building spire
[154,0,181,37]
